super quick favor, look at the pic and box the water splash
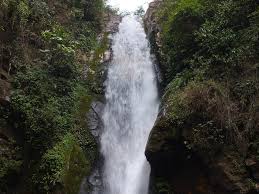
[100,15,159,194]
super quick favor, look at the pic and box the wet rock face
[144,0,163,46]
[87,101,104,137]
[103,12,122,63]
[86,13,122,137]
[146,111,213,194]
[81,12,122,194]
[104,14,122,34]
[85,12,122,134]
[144,0,164,85]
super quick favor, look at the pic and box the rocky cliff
[145,0,259,193]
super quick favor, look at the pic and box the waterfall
[100,15,159,194]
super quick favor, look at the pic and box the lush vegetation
[158,0,258,81]
[0,0,107,193]
[157,0,259,153]
[150,0,259,193]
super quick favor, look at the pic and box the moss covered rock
[32,133,93,194]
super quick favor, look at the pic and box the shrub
[192,0,259,79]
[0,0,101,193]
[157,0,204,82]
[32,133,89,193]
[82,0,104,31]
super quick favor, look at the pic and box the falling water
[100,15,159,194]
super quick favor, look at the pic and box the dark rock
[144,0,163,46]
[81,11,121,194]
[0,74,11,105]
[87,101,104,137]
[246,157,259,181]
[146,112,255,193]
[209,150,252,193]
[91,101,104,117]
[104,14,122,34]
[144,0,164,86]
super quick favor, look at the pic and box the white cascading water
[100,15,159,194]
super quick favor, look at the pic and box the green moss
[73,83,97,163]
[33,133,90,193]
[75,86,93,120]
[157,0,203,31]
[154,177,174,194]
[87,32,109,94]
[63,141,91,194]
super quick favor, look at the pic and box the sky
[107,0,153,12]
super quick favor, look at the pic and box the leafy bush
[158,0,258,83]
[157,0,204,82]
[32,133,89,193]
[192,0,258,79]
[163,80,240,151]
[73,22,97,52]
[11,60,75,151]
[0,0,102,193]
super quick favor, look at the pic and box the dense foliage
[0,0,105,193]
[158,0,259,82]
[150,0,259,193]
[157,0,259,148]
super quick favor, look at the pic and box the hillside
[145,0,259,193]
[0,0,115,193]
